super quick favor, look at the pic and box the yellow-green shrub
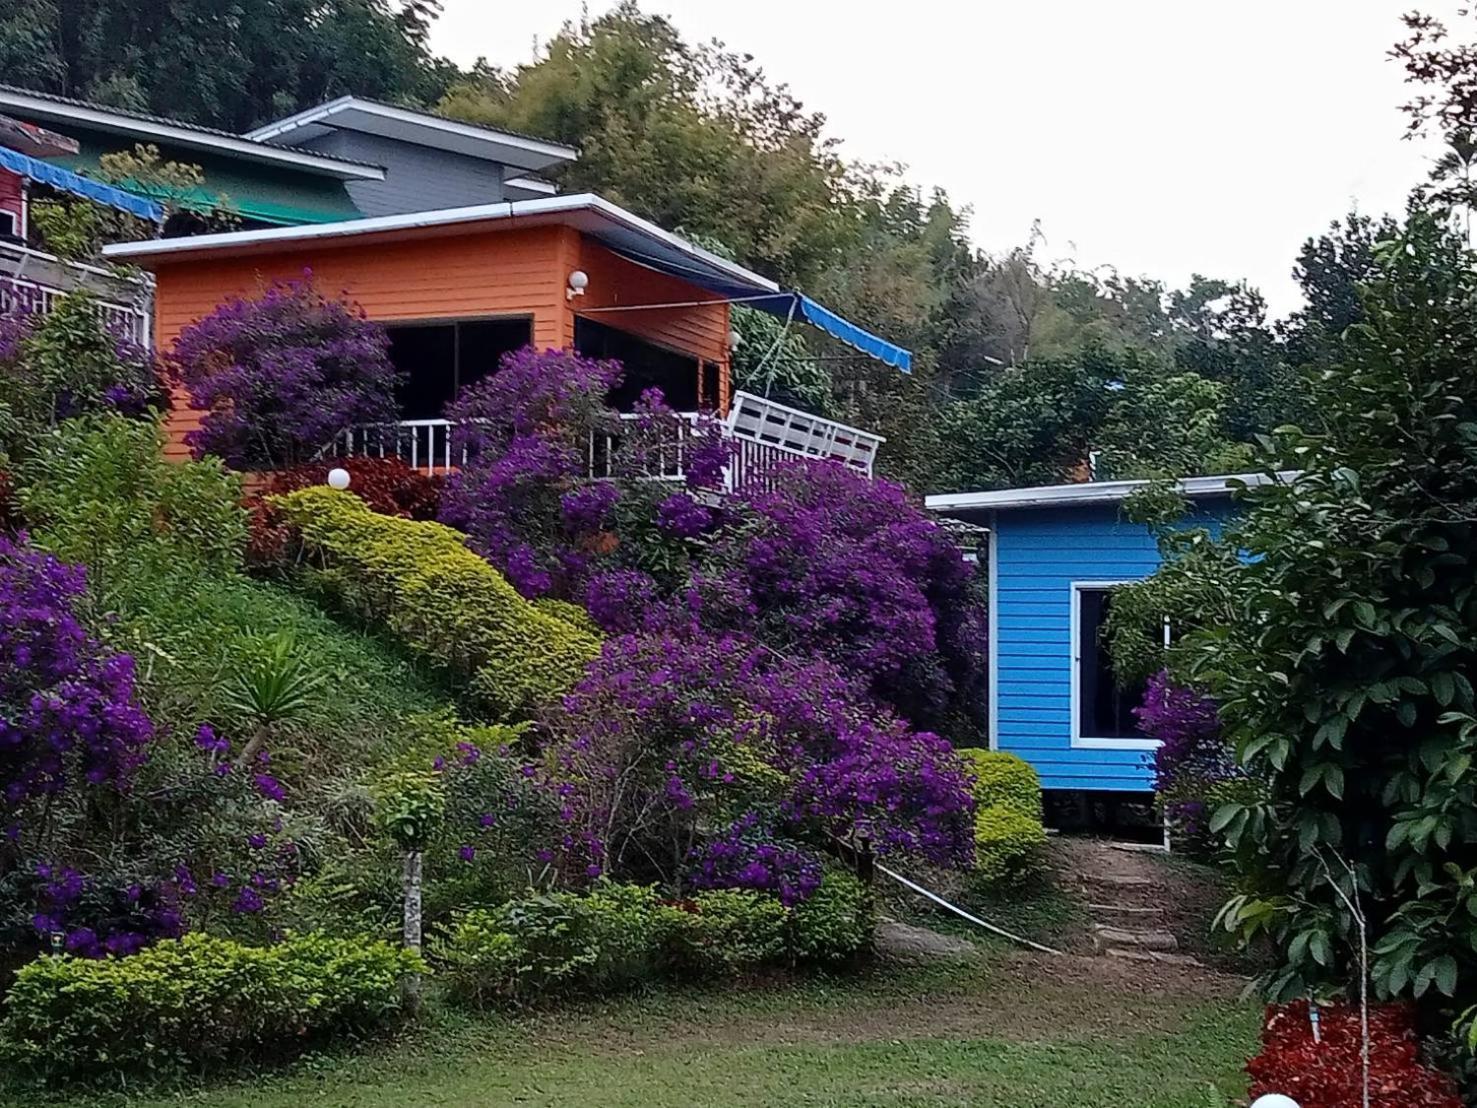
[957,749,1046,884]
[273,487,599,718]
[956,748,1042,818]
[533,596,601,636]
[973,804,1048,884]
[0,932,421,1083]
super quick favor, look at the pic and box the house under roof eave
[102,193,913,371]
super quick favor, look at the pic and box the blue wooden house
[926,474,1258,797]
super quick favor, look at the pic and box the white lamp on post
[566,270,589,300]
[327,467,351,491]
[1250,1096,1301,1108]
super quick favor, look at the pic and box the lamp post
[327,467,350,491]
[1251,1096,1301,1108]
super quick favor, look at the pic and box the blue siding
[991,504,1225,792]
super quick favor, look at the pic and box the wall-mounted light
[567,270,589,300]
[727,329,743,351]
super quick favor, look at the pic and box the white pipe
[875,862,1065,957]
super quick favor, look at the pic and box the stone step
[1088,904,1168,928]
[1085,903,1164,915]
[1077,872,1156,889]
[1105,948,1204,968]
[1090,925,1179,954]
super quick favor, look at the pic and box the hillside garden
[0,277,1071,1098]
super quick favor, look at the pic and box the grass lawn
[19,949,1258,1108]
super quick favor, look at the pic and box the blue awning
[748,292,912,373]
[0,145,164,223]
[604,241,912,374]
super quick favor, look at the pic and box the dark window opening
[1076,587,1147,740]
[386,317,532,419]
[700,360,721,411]
[574,316,699,411]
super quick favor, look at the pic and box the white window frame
[1069,580,1161,751]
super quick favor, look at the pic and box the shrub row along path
[39,943,1255,1108]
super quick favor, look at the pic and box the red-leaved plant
[1247,1000,1459,1108]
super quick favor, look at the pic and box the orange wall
[567,229,731,409]
[150,222,730,459]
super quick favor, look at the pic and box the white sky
[430,0,1445,317]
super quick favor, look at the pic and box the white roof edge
[101,193,784,294]
[0,88,385,181]
[244,96,577,164]
[924,471,1293,513]
[504,175,558,196]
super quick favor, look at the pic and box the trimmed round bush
[973,804,1048,885]
[0,932,422,1083]
[956,748,1042,818]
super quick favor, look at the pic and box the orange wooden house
[106,194,908,486]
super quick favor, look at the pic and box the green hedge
[0,933,422,1082]
[957,749,1047,885]
[274,488,600,718]
[438,873,872,1007]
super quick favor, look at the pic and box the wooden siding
[569,229,731,410]
[150,222,729,459]
[0,168,23,234]
[991,503,1225,793]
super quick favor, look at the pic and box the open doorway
[386,317,533,419]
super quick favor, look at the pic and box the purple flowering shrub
[688,814,822,906]
[0,536,154,814]
[704,460,988,735]
[439,347,730,600]
[1135,670,1240,853]
[545,626,974,894]
[172,276,400,469]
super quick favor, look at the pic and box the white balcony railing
[331,391,885,492]
[1,242,152,346]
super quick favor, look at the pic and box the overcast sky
[430,1,1444,316]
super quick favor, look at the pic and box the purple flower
[655,493,712,540]
[458,844,476,863]
[253,773,286,802]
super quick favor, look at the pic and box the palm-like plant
[222,632,325,768]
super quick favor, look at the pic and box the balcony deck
[0,241,152,345]
[331,390,884,493]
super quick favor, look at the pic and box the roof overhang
[102,193,913,373]
[0,86,385,182]
[925,472,1292,517]
[245,97,577,174]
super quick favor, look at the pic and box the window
[0,211,16,240]
[385,317,532,420]
[1072,583,1152,747]
[575,317,700,411]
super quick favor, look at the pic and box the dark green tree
[0,0,456,131]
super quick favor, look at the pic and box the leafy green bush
[274,487,600,718]
[19,414,246,576]
[956,748,1042,818]
[17,415,456,783]
[663,889,789,976]
[789,869,872,963]
[957,750,1046,885]
[439,892,604,1007]
[0,932,421,1082]
[973,805,1048,885]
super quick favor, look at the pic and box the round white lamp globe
[327,467,351,491]
[1250,1096,1301,1108]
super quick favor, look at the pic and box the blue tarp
[605,244,912,373]
[0,145,164,223]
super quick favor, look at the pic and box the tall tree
[0,0,456,131]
